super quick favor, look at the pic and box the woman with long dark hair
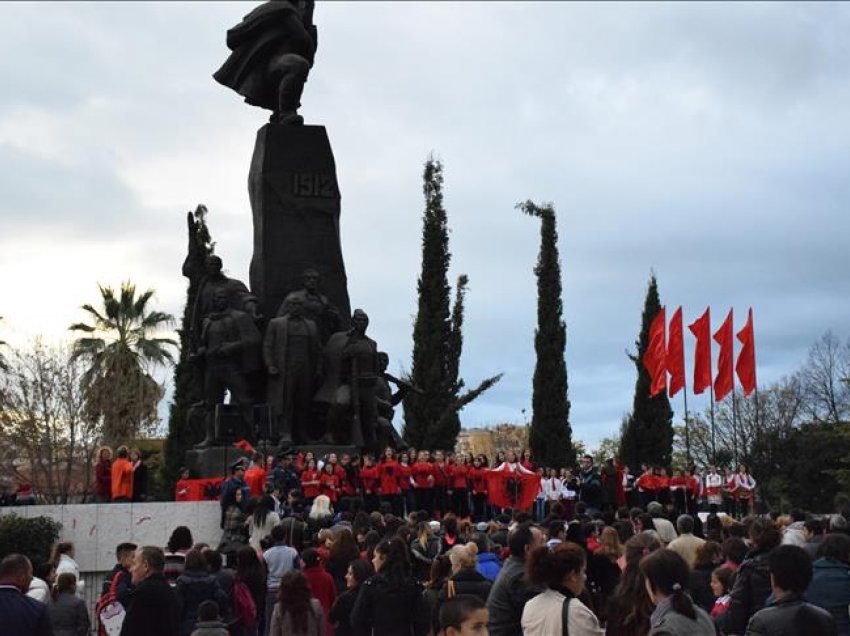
[325,526,360,593]
[522,541,604,635]
[640,549,714,635]
[268,570,324,636]
[174,549,228,636]
[247,495,280,551]
[235,546,266,636]
[605,532,662,636]
[351,537,430,636]
[330,559,375,636]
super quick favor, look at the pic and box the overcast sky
[1,2,848,449]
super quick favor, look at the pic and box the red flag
[713,309,734,401]
[736,308,757,396]
[688,307,712,395]
[643,307,667,397]
[233,439,255,454]
[666,307,685,397]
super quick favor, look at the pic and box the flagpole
[731,388,739,469]
[683,388,691,467]
[709,383,717,466]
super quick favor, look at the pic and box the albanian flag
[714,309,734,401]
[643,307,667,397]
[486,463,539,510]
[736,308,757,396]
[666,307,686,397]
[688,307,712,395]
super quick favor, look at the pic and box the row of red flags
[644,307,756,400]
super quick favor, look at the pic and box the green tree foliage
[518,200,573,468]
[619,274,674,469]
[0,514,62,564]
[403,159,501,450]
[70,282,177,446]
[163,205,214,492]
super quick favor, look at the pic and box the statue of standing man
[214,0,317,125]
[264,295,321,445]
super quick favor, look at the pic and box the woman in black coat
[352,538,430,636]
[432,544,492,633]
[174,550,229,636]
[330,559,374,636]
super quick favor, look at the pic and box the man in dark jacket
[120,546,180,636]
[102,542,137,606]
[0,554,52,636]
[487,522,544,636]
[577,455,603,514]
[724,517,780,634]
[745,545,836,635]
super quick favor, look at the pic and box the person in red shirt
[397,451,415,517]
[412,450,435,513]
[469,455,488,522]
[378,447,402,516]
[359,454,380,512]
[432,450,449,517]
[636,464,657,508]
[319,461,340,504]
[655,466,671,507]
[687,466,702,513]
[301,458,321,504]
[338,453,358,499]
[244,452,267,498]
[94,446,112,503]
[448,454,470,517]
[520,449,535,472]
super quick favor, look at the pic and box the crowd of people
[2,446,848,636]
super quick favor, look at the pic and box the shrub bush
[0,513,62,565]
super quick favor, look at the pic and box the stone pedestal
[184,446,252,479]
[248,124,351,325]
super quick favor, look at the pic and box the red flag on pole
[713,309,734,401]
[688,307,712,395]
[666,307,685,397]
[643,307,667,397]
[736,308,757,396]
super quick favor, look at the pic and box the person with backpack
[234,547,264,636]
[521,541,604,636]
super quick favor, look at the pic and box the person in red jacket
[319,461,340,504]
[378,447,402,516]
[432,450,450,517]
[670,468,689,515]
[301,458,321,505]
[520,449,535,472]
[359,454,380,513]
[448,454,470,517]
[655,466,671,507]
[412,450,435,513]
[338,453,358,499]
[397,451,415,517]
[94,446,112,503]
[111,446,134,502]
[469,455,488,522]
[300,547,336,636]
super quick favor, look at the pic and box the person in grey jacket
[486,522,545,636]
[745,545,836,636]
[640,549,715,636]
[47,573,90,636]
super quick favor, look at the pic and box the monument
[184,1,406,476]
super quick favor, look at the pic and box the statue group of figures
[188,255,412,452]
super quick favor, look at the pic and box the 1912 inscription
[291,173,338,198]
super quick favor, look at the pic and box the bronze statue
[320,309,379,448]
[277,268,340,344]
[375,352,419,450]
[193,289,262,447]
[191,255,258,349]
[263,295,321,445]
[214,0,317,125]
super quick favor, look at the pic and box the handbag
[96,572,126,636]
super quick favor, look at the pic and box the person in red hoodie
[300,547,336,636]
[395,452,414,517]
[469,455,488,522]
[412,450,435,513]
[319,461,340,505]
[448,454,470,517]
[432,450,449,518]
[301,458,321,505]
[359,454,380,513]
[378,447,402,516]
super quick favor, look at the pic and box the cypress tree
[619,273,674,469]
[162,205,214,493]
[404,158,502,450]
[518,200,574,469]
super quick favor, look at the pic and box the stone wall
[0,501,222,572]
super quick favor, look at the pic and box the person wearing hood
[471,531,501,582]
[807,533,850,635]
[433,544,493,633]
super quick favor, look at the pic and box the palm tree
[70,282,178,445]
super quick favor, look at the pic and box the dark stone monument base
[248,124,351,325]
[185,446,252,479]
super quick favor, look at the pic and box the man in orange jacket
[111,446,134,502]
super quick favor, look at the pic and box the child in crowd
[190,600,229,636]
